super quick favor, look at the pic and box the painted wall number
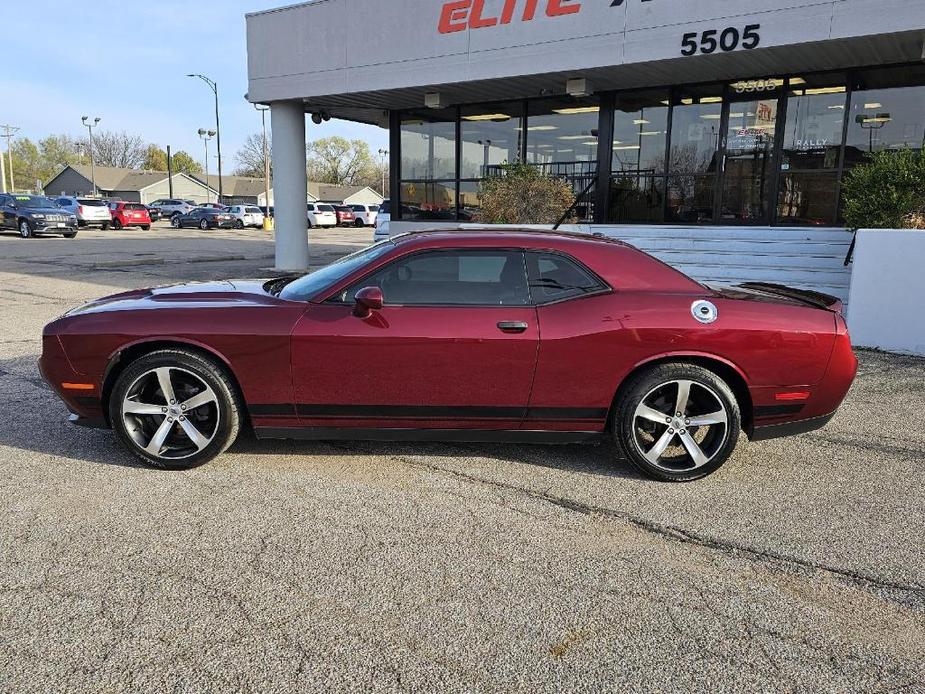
[680,24,761,56]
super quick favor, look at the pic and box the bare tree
[234,132,271,178]
[88,130,147,168]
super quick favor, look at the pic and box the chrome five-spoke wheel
[632,380,728,472]
[111,350,241,469]
[615,363,741,481]
[122,366,220,460]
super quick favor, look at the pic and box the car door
[0,195,11,229]
[290,248,539,431]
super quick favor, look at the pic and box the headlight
[32,213,45,219]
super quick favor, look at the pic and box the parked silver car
[54,196,112,230]
[148,199,196,218]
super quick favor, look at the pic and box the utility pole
[0,124,20,192]
[198,129,216,203]
[0,140,5,193]
[254,103,272,230]
[167,145,175,198]
[377,148,389,197]
[81,117,101,195]
[188,74,223,202]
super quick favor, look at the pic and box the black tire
[354,219,364,227]
[18,219,34,239]
[77,220,87,228]
[199,219,209,230]
[306,220,313,229]
[100,223,109,231]
[62,231,78,239]
[109,349,243,470]
[171,216,181,229]
[612,363,741,482]
[141,225,151,231]
[234,219,244,229]
[112,218,123,230]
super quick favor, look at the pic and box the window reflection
[400,110,456,180]
[399,181,457,221]
[525,97,600,176]
[460,104,523,179]
[782,81,846,170]
[612,91,669,175]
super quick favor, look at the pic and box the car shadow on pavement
[2,351,642,479]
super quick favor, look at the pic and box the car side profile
[1,194,78,238]
[149,199,195,218]
[227,205,265,229]
[108,202,152,230]
[40,230,857,481]
[170,207,235,230]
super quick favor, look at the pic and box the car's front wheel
[613,363,741,482]
[234,219,244,229]
[112,219,123,230]
[199,219,209,230]
[109,349,242,470]
[18,219,34,238]
[100,223,109,231]
[171,216,181,229]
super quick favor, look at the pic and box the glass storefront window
[460,103,523,179]
[458,181,481,221]
[525,96,600,174]
[847,66,925,161]
[609,175,665,224]
[723,95,779,222]
[782,78,846,170]
[669,87,723,175]
[612,91,669,175]
[400,181,457,221]
[666,175,715,224]
[777,172,839,226]
[401,109,456,180]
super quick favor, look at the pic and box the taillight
[78,205,85,215]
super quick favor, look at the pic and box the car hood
[64,279,285,316]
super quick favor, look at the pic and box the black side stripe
[249,404,608,421]
[754,404,804,418]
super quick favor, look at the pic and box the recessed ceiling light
[552,106,600,115]
[864,102,883,109]
[462,113,512,121]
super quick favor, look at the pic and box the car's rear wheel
[234,219,244,229]
[613,363,740,482]
[18,219,34,239]
[100,223,109,231]
[171,216,181,229]
[354,219,364,227]
[62,231,77,239]
[109,350,242,470]
[141,225,151,231]
[112,219,123,230]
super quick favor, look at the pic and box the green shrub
[477,163,576,224]
[841,148,925,229]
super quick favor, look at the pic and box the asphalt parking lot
[1,223,923,692]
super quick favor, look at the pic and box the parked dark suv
[0,194,78,238]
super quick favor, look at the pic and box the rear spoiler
[737,282,844,314]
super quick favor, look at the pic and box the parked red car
[39,230,857,480]
[333,205,356,226]
[108,202,151,230]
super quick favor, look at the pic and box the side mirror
[353,286,383,318]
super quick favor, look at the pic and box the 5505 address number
[681,25,761,56]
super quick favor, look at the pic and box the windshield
[77,198,107,206]
[279,241,394,302]
[317,204,335,212]
[13,195,57,208]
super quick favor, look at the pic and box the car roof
[390,227,632,251]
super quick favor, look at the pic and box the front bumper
[39,335,109,428]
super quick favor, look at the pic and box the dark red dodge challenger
[40,230,857,481]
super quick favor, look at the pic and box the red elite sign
[438,0,582,33]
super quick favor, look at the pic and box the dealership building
[246,0,925,297]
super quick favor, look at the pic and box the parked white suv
[54,196,112,230]
[149,199,196,218]
[349,203,379,227]
[226,205,265,229]
[307,203,337,228]
[373,199,391,241]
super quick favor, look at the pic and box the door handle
[497,321,529,334]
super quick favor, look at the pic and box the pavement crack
[377,452,925,602]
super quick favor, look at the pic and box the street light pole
[377,148,389,196]
[255,104,272,229]
[198,129,216,203]
[81,117,101,195]
[0,124,21,192]
[188,74,223,202]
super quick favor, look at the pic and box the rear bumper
[750,411,836,441]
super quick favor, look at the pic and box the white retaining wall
[847,229,925,357]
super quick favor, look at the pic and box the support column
[270,100,309,272]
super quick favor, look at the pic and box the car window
[125,203,146,211]
[78,198,106,206]
[307,204,315,211]
[338,250,530,307]
[317,204,335,212]
[378,200,390,214]
[246,207,261,214]
[280,241,395,302]
[526,252,606,304]
[369,205,380,212]
[350,205,363,212]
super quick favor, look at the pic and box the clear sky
[6,0,388,169]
